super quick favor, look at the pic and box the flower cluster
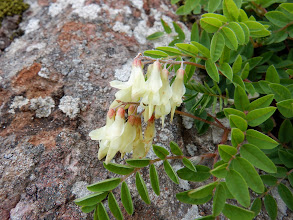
[90,58,185,163]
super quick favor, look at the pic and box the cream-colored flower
[144,115,156,154]
[89,109,116,160]
[155,68,172,126]
[170,68,186,121]
[110,59,146,101]
[119,115,137,158]
[141,61,163,119]
[104,108,126,164]
[132,116,146,158]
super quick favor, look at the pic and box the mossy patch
[0,0,29,23]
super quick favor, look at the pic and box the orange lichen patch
[58,22,97,52]
[28,129,61,149]
[0,88,11,106]
[0,112,34,137]
[37,0,50,6]
[12,63,63,99]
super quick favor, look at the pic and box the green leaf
[135,172,151,204]
[200,30,211,48]
[210,32,225,62]
[279,3,293,16]
[196,215,215,220]
[184,58,197,83]
[279,149,293,168]
[278,184,293,211]
[173,22,185,40]
[205,59,219,83]
[203,13,228,22]
[163,160,180,184]
[232,157,264,193]
[221,27,238,50]
[234,85,249,111]
[126,158,150,168]
[213,183,226,216]
[108,192,123,220]
[247,94,274,111]
[246,129,279,149]
[220,62,233,81]
[243,21,270,38]
[244,57,263,71]
[269,83,291,102]
[272,167,289,179]
[191,41,210,58]
[250,198,262,217]
[171,0,180,4]
[264,194,277,220]
[175,43,198,57]
[191,22,200,42]
[229,115,247,131]
[232,54,242,74]
[176,191,212,205]
[240,63,250,80]
[97,203,110,220]
[156,46,182,56]
[288,173,293,188]
[265,65,280,84]
[245,82,256,96]
[240,144,277,173]
[222,204,255,220]
[233,75,245,89]
[144,50,168,58]
[93,206,98,220]
[146,32,164,40]
[210,163,228,178]
[218,144,237,162]
[182,157,196,172]
[277,99,293,118]
[87,178,121,192]
[149,164,160,195]
[265,11,290,27]
[220,182,234,199]
[226,169,250,208]
[239,9,249,22]
[200,17,223,33]
[231,128,245,147]
[238,22,250,44]
[121,182,133,215]
[188,182,218,199]
[75,192,108,206]
[169,141,183,156]
[260,175,277,186]
[103,163,135,175]
[224,108,246,118]
[223,0,240,21]
[177,165,211,182]
[208,0,222,13]
[227,22,245,45]
[81,205,96,213]
[279,119,293,144]
[153,145,169,159]
[161,19,172,34]
[246,107,276,127]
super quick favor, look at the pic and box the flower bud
[170,68,186,122]
[128,105,137,115]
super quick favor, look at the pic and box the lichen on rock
[29,96,55,118]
